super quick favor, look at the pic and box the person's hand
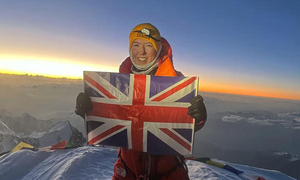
[187,95,207,128]
[75,92,93,119]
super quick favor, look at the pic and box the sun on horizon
[1,54,299,101]
[0,54,118,79]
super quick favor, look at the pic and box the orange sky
[201,81,299,101]
[1,54,299,101]
[0,54,118,79]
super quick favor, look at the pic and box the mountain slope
[0,146,296,180]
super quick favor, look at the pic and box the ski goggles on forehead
[133,28,161,42]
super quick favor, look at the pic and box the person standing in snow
[75,23,207,180]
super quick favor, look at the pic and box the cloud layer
[222,112,300,130]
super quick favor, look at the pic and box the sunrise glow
[1,53,299,101]
[0,54,118,79]
[199,80,300,101]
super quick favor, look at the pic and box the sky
[0,0,299,100]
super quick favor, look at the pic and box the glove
[75,92,93,119]
[187,95,207,125]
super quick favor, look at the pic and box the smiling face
[130,38,158,66]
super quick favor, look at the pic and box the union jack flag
[84,71,198,155]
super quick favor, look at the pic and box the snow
[0,74,299,179]
[0,146,296,180]
[30,121,73,148]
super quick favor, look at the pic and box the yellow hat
[129,23,161,51]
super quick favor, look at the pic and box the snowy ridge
[0,116,21,152]
[0,112,85,153]
[0,146,296,180]
[0,110,54,135]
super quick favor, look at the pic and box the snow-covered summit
[0,146,296,180]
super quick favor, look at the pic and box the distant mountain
[0,119,18,152]
[0,110,53,135]
[0,112,85,153]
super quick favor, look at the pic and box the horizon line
[1,72,299,102]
